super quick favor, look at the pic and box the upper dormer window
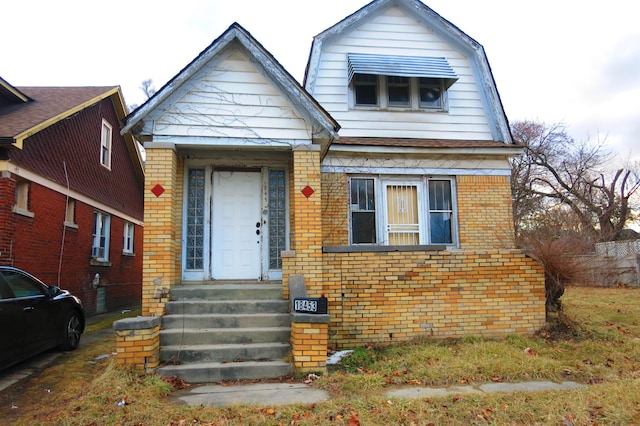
[100,119,112,169]
[348,53,457,111]
[353,74,379,105]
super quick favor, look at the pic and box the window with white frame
[123,221,134,254]
[347,53,457,112]
[92,211,110,261]
[350,177,377,244]
[100,119,112,169]
[349,176,456,246]
[352,74,448,111]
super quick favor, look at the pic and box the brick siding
[457,175,516,250]
[321,249,545,348]
[141,148,181,316]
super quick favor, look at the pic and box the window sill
[12,206,34,218]
[122,251,135,257]
[90,259,112,267]
[352,106,447,113]
[323,244,447,253]
[64,221,79,229]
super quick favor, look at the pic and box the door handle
[23,306,34,312]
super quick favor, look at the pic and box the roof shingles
[0,86,116,140]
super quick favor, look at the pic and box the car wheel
[60,312,82,350]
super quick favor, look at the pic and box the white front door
[212,170,262,279]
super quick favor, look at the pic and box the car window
[0,280,13,300]
[1,270,46,298]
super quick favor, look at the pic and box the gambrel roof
[123,23,340,145]
[304,0,512,144]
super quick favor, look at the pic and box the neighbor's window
[349,176,456,246]
[123,221,134,254]
[100,119,112,169]
[14,180,30,211]
[65,198,76,226]
[92,211,111,261]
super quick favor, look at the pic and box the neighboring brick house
[0,77,144,315]
[122,0,544,361]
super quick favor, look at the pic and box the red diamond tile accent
[151,184,165,197]
[301,185,315,198]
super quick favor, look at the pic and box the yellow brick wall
[321,172,349,246]
[142,148,180,316]
[115,326,160,372]
[283,147,324,297]
[456,175,515,250]
[321,249,545,348]
[291,322,329,373]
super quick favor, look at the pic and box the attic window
[348,53,457,111]
[100,119,112,169]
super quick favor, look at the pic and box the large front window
[349,176,456,246]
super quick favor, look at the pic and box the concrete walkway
[387,380,586,400]
[171,380,586,407]
[172,382,331,407]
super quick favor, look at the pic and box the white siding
[311,6,494,140]
[155,50,312,144]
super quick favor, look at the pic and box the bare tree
[511,120,640,243]
[140,79,156,100]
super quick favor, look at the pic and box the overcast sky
[3,0,639,161]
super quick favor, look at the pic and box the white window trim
[100,119,113,170]
[348,175,458,247]
[350,75,449,112]
[123,221,134,254]
[92,211,111,261]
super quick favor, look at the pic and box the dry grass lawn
[1,286,639,425]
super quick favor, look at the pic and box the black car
[0,266,85,370]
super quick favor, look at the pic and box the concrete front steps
[157,282,293,383]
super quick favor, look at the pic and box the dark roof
[335,137,522,149]
[0,86,119,144]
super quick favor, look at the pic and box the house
[0,77,144,315]
[119,0,545,379]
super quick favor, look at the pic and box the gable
[153,48,314,146]
[124,23,339,153]
[6,96,144,220]
[305,0,511,144]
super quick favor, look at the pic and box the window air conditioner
[92,246,105,258]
